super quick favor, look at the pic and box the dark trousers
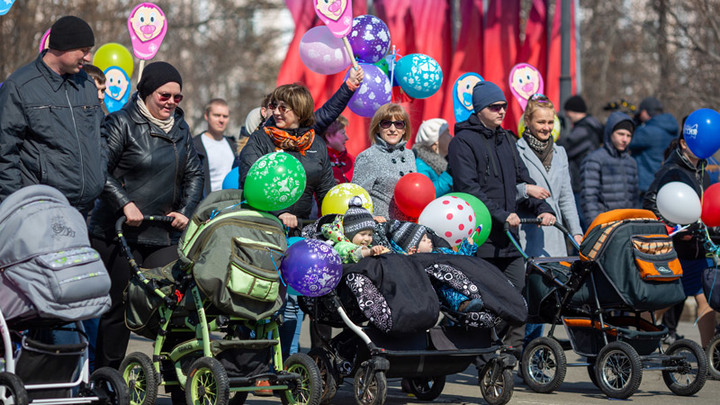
[92,236,178,369]
[483,256,526,351]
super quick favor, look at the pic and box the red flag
[546,0,577,108]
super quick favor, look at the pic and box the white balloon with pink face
[127,2,167,60]
[418,196,477,247]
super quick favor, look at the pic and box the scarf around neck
[136,97,175,133]
[413,144,447,175]
[265,126,315,155]
[523,129,554,171]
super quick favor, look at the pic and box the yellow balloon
[321,183,374,216]
[93,43,134,78]
[517,113,561,142]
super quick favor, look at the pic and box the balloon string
[269,247,287,287]
[209,202,244,220]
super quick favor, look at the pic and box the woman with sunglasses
[448,81,555,355]
[89,61,203,369]
[351,103,416,219]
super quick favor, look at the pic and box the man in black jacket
[448,81,555,353]
[0,16,105,215]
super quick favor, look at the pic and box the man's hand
[167,212,189,230]
[506,213,520,227]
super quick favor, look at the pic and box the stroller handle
[504,218,577,259]
[114,215,175,234]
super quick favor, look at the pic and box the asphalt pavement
[127,316,720,405]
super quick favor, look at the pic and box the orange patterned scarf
[265,126,315,155]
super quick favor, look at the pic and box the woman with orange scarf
[238,67,363,228]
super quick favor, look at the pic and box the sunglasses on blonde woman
[379,120,406,130]
[157,92,184,103]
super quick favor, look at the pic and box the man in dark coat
[0,16,105,215]
[447,81,555,353]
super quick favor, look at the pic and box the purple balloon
[348,15,391,64]
[345,63,392,117]
[280,239,342,297]
[299,26,352,75]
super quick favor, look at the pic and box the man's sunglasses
[379,120,406,129]
[157,92,183,103]
[486,103,507,112]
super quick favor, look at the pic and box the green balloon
[446,192,492,246]
[244,152,307,211]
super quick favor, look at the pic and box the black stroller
[511,209,708,399]
[298,217,523,405]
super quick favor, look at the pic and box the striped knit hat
[343,197,375,241]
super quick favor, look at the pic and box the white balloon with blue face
[103,66,131,113]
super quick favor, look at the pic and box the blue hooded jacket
[629,113,678,192]
[580,111,639,224]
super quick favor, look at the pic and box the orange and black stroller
[509,209,708,399]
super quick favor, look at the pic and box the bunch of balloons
[244,152,307,211]
[321,183,374,216]
[280,239,342,297]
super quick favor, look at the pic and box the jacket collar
[35,51,81,92]
[373,134,407,151]
[457,113,506,143]
[124,92,188,139]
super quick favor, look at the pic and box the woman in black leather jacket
[643,131,716,348]
[90,62,203,369]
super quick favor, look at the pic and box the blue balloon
[287,236,305,246]
[395,54,443,99]
[684,108,720,159]
[222,167,240,189]
[0,0,16,15]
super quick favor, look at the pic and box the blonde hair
[523,94,555,128]
[271,84,316,128]
[368,103,412,144]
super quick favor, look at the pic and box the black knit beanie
[137,62,183,99]
[49,16,95,51]
[564,95,587,113]
[612,119,635,134]
[391,221,428,252]
[343,197,375,242]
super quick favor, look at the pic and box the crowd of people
[0,15,718,379]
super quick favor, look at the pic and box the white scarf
[136,97,175,133]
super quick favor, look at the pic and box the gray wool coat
[515,137,583,257]
[352,136,416,218]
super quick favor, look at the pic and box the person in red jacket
[323,115,355,184]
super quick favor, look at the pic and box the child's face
[417,234,433,253]
[352,230,374,246]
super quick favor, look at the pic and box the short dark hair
[261,93,272,109]
[82,64,105,84]
[322,116,348,141]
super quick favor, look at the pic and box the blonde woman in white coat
[516,94,583,257]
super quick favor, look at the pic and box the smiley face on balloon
[452,72,483,123]
[103,67,131,113]
[127,3,168,60]
[509,63,544,110]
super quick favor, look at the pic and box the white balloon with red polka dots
[418,195,477,247]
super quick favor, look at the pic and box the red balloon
[702,183,720,227]
[394,173,436,218]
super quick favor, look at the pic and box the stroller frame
[508,218,708,399]
[115,216,321,405]
[0,308,129,405]
[304,283,517,405]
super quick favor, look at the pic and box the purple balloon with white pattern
[345,63,392,117]
[348,15,391,64]
[280,239,342,297]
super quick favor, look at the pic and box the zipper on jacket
[172,141,179,205]
[65,89,85,206]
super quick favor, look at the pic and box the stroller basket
[15,335,87,399]
[563,316,666,358]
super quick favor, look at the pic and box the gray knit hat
[390,221,428,252]
[343,197,375,241]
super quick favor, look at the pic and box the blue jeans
[279,295,303,359]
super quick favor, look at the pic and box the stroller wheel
[586,360,599,388]
[87,367,131,405]
[0,372,28,405]
[706,334,720,380]
[521,337,567,393]
[281,352,322,405]
[185,357,230,405]
[120,352,158,405]
[595,341,642,399]
[403,376,445,401]
[353,366,387,405]
[662,338,708,396]
[308,348,339,404]
[478,360,514,405]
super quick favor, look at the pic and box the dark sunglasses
[268,102,292,114]
[486,103,507,112]
[157,92,183,103]
[379,120,406,130]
